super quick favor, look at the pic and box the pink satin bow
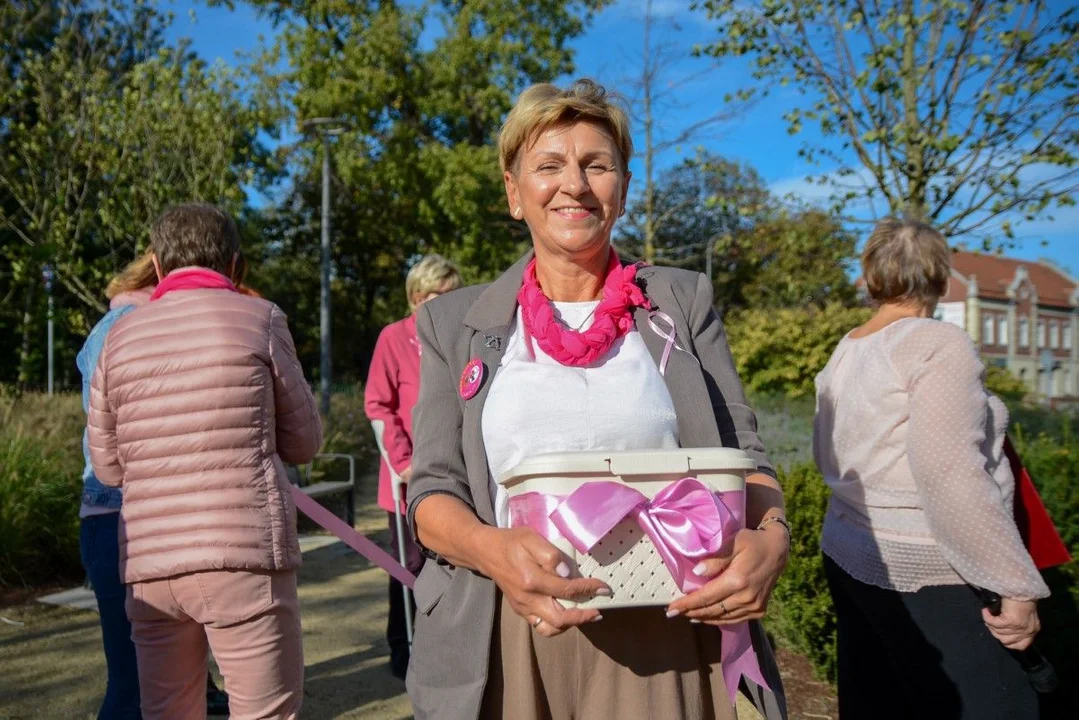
[507,477,769,704]
[547,477,737,593]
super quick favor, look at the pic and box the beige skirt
[480,594,737,720]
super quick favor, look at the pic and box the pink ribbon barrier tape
[290,485,416,589]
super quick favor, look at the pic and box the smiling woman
[405,79,788,720]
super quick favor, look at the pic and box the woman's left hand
[666,523,789,624]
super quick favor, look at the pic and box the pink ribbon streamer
[290,485,416,588]
[509,477,768,704]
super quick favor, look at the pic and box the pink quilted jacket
[87,287,322,583]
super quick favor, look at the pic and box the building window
[998,316,1008,347]
[1038,320,1046,348]
[1050,321,1060,349]
[983,315,995,345]
[1065,323,1073,350]
[1019,317,1030,348]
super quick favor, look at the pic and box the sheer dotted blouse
[813,317,1049,600]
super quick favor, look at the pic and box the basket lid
[497,448,756,485]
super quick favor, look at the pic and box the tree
[720,208,859,315]
[0,0,274,386]
[725,302,872,398]
[618,154,858,317]
[617,153,771,272]
[626,0,746,263]
[695,0,1079,244]
[237,0,610,382]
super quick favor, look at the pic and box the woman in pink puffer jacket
[88,203,322,720]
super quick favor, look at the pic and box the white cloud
[767,166,885,218]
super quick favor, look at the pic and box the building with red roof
[935,251,1078,398]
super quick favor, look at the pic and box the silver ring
[532,616,543,628]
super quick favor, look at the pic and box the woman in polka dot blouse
[813,217,1049,720]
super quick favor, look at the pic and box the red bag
[1004,435,1072,570]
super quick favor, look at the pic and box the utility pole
[300,118,349,418]
[42,265,55,395]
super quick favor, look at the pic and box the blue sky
[164,0,1078,275]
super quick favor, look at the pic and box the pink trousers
[126,569,303,720]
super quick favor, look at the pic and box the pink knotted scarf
[517,250,651,366]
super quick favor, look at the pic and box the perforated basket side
[559,519,680,609]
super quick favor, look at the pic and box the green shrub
[0,433,84,586]
[768,461,837,683]
[1014,419,1078,552]
[726,303,871,399]
[0,392,86,587]
[985,364,1029,403]
[1012,418,1079,701]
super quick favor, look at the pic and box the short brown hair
[862,217,952,306]
[498,79,633,174]
[150,204,241,276]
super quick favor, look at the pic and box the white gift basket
[498,448,755,609]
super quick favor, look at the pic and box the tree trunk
[17,280,36,387]
[643,3,656,264]
[901,0,927,220]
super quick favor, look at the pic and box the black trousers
[387,512,424,658]
[824,554,1039,720]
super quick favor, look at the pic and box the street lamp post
[42,265,55,395]
[300,118,348,418]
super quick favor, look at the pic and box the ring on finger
[532,616,543,628]
[718,600,729,616]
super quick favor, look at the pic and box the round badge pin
[459,358,485,400]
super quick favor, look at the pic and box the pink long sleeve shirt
[365,314,422,513]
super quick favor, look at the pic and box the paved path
[0,495,760,719]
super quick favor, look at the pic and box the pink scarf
[150,268,238,301]
[517,250,651,367]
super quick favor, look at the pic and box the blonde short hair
[862,217,952,306]
[406,254,462,304]
[498,79,633,174]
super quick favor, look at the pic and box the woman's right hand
[477,526,611,637]
[983,598,1040,651]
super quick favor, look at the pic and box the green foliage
[0,391,85,587]
[240,0,606,382]
[1013,418,1078,556]
[985,364,1029,404]
[768,462,837,683]
[0,0,277,387]
[726,303,872,398]
[619,156,859,317]
[1012,417,1079,704]
[694,0,1079,244]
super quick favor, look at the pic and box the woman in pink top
[365,253,462,679]
[814,218,1049,720]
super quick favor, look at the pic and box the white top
[482,301,680,528]
[813,317,1049,599]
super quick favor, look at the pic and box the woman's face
[504,120,630,264]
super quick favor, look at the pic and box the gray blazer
[406,252,787,720]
